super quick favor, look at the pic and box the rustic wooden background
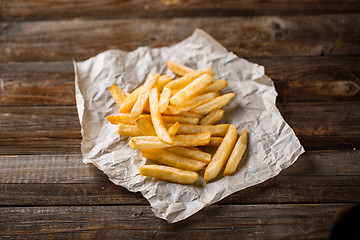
[0,1,359,239]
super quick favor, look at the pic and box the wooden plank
[0,61,75,106]
[0,204,345,239]
[256,57,360,102]
[0,102,359,154]
[1,15,360,62]
[0,106,81,155]
[1,57,359,106]
[1,0,360,20]
[279,102,360,149]
[0,151,359,206]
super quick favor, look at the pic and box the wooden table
[1,1,359,239]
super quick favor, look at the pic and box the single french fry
[166,60,195,76]
[107,114,198,125]
[119,86,143,113]
[130,91,149,118]
[167,92,218,114]
[165,68,214,90]
[141,149,206,171]
[143,98,150,113]
[168,122,180,135]
[130,73,160,119]
[158,87,171,113]
[135,118,156,136]
[107,114,150,125]
[165,124,229,137]
[139,165,198,184]
[155,75,172,92]
[117,123,144,137]
[201,79,228,93]
[163,115,199,125]
[191,93,235,115]
[177,111,204,119]
[223,130,248,175]
[208,137,223,146]
[170,74,213,106]
[204,125,238,182]
[149,88,173,144]
[107,115,130,125]
[167,147,211,163]
[128,132,211,150]
[109,85,127,107]
[200,109,224,125]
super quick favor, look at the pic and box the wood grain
[0,106,81,155]
[1,15,360,62]
[0,204,345,239]
[0,151,358,206]
[0,61,75,106]
[1,102,359,154]
[1,0,359,238]
[1,57,359,106]
[1,0,360,20]
[257,57,360,102]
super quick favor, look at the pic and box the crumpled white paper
[74,29,304,223]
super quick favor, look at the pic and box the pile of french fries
[107,61,247,184]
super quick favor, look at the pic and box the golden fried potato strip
[223,130,248,175]
[204,125,238,182]
[139,165,198,184]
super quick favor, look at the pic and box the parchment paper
[74,29,304,223]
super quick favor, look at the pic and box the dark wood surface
[0,1,359,239]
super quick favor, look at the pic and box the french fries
[166,147,211,163]
[107,114,198,125]
[141,149,206,171]
[191,93,235,115]
[109,85,127,107]
[107,115,133,125]
[107,60,248,185]
[168,122,180,135]
[165,124,229,137]
[170,74,213,106]
[149,88,172,144]
[119,86,143,113]
[158,87,171,113]
[135,118,156,136]
[223,130,248,175]
[177,111,204,119]
[162,115,199,125]
[130,73,159,119]
[167,92,218,114]
[155,75,172,92]
[128,133,211,150]
[139,165,198,184]
[117,123,144,137]
[201,79,228,93]
[165,68,214,90]
[200,109,224,125]
[136,119,179,136]
[166,60,194,76]
[204,125,238,182]
[208,137,223,146]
